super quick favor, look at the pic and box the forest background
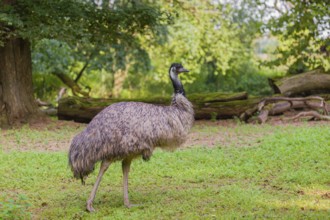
[2,0,328,104]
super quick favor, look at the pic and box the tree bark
[58,92,256,123]
[271,69,330,96]
[0,38,40,127]
[112,69,127,98]
[112,60,131,98]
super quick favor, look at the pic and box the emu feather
[68,63,194,212]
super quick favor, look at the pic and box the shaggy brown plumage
[68,63,194,212]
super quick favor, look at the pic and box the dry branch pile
[241,96,330,123]
[241,69,330,123]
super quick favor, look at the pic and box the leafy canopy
[0,0,168,46]
[262,0,330,73]
[133,0,268,97]
[1,0,170,99]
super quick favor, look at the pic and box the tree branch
[258,96,327,114]
[287,111,330,121]
[74,61,90,83]
[52,72,89,97]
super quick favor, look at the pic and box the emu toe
[125,203,141,208]
[86,202,95,212]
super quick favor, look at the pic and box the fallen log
[41,108,58,116]
[194,97,260,120]
[58,92,260,123]
[271,69,330,96]
[58,90,330,124]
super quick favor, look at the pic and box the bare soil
[0,118,328,152]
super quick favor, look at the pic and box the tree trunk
[112,60,131,98]
[112,68,128,98]
[58,92,258,123]
[0,38,40,128]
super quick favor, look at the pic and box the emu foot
[86,202,95,212]
[125,203,141,208]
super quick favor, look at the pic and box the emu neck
[169,70,185,96]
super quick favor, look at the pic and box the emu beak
[178,67,189,73]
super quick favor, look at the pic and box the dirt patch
[1,119,328,152]
[0,120,85,152]
[183,120,263,148]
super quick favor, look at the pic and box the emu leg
[86,160,111,212]
[122,158,132,208]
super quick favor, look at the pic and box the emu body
[69,63,194,212]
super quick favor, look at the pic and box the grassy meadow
[0,119,329,219]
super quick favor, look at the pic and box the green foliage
[0,122,329,219]
[32,39,110,100]
[3,0,280,99]
[1,0,168,46]
[31,38,157,100]
[263,0,330,73]
[1,0,170,100]
[144,1,259,76]
[33,39,74,74]
[7,0,321,99]
[186,60,275,96]
[33,73,63,102]
[121,1,268,98]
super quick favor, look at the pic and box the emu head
[169,63,189,96]
[169,63,189,77]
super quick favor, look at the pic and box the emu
[69,63,194,212]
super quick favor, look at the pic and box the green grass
[0,121,329,219]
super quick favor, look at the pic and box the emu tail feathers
[68,133,99,185]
